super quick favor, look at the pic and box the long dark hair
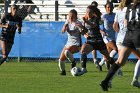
[87,5,102,20]
[69,9,78,19]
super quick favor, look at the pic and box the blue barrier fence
[8,21,136,59]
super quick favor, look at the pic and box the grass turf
[0,61,139,93]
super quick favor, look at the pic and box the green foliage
[0,61,139,93]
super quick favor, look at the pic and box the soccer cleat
[96,65,102,71]
[60,70,66,76]
[0,61,5,65]
[131,80,140,88]
[79,68,87,75]
[108,81,112,88]
[117,70,123,76]
[100,81,109,91]
[94,61,102,71]
[105,62,110,70]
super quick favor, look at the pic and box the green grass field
[0,61,139,93]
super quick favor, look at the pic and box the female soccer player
[100,0,140,91]
[0,5,22,65]
[113,0,140,88]
[76,5,114,75]
[99,2,118,70]
[58,9,82,75]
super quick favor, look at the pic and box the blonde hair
[118,0,132,9]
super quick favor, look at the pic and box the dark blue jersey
[84,16,103,42]
[0,13,22,42]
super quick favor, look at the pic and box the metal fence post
[55,0,59,21]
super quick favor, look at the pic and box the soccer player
[76,5,114,75]
[99,2,118,71]
[14,0,34,20]
[0,5,22,65]
[58,9,82,75]
[113,0,140,88]
[100,0,140,91]
[90,1,103,71]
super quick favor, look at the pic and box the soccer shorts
[123,30,140,49]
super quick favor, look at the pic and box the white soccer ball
[71,67,81,76]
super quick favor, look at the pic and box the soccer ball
[71,67,81,76]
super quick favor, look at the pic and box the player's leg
[92,50,101,70]
[58,47,67,75]
[64,45,79,68]
[92,50,97,63]
[100,47,131,91]
[106,41,118,58]
[0,40,8,65]
[131,50,140,88]
[80,43,93,74]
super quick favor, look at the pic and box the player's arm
[113,22,119,32]
[82,17,97,28]
[16,18,22,34]
[62,20,70,33]
[0,15,9,28]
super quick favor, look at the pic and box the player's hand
[4,23,9,28]
[18,28,21,34]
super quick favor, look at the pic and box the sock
[99,57,105,66]
[64,50,74,62]
[81,53,87,68]
[58,59,65,71]
[108,57,115,65]
[103,63,120,83]
[109,50,117,58]
[0,58,6,65]
[133,60,140,81]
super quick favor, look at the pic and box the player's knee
[64,50,70,57]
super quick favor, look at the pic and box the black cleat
[99,65,102,71]
[100,81,109,91]
[0,61,5,65]
[60,70,66,76]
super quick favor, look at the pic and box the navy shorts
[86,40,107,50]
[123,30,140,49]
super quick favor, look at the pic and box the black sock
[0,58,6,65]
[81,53,87,68]
[71,61,76,68]
[103,63,120,83]
[108,58,115,65]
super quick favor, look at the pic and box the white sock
[109,50,117,58]
[133,60,140,81]
[99,57,105,66]
[64,50,74,62]
[58,59,65,71]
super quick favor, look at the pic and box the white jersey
[65,20,82,48]
[114,7,127,45]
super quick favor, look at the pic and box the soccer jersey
[65,20,82,48]
[114,7,127,45]
[102,13,116,40]
[0,13,22,43]
[84,16,103,42]
[123,4,140,49]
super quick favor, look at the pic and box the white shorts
[116,42,123,50]
[102,35,113,44]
